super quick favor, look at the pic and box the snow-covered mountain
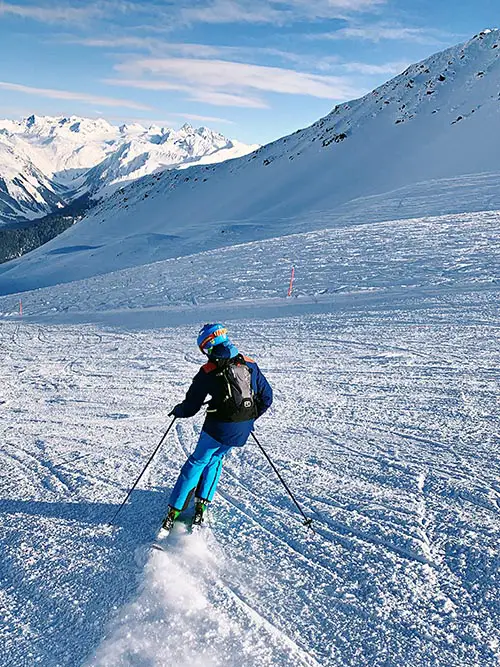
[2,29,500,293]
[0,114,258,226]
[0,131,68,224]
[79,123,258,196]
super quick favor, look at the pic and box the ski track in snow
[0,304,498,666]
[1,208,498,322]
[0,208,499,666]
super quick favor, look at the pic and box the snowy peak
[118,122,147,135]
[0,114,259,225]
[305,28,500,143]
[78,121,256,196]
[7,114,116,138]
[0,132,66,224]
[0,114,240,161]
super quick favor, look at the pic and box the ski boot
[192,498,209,528]
[160,506,180,536]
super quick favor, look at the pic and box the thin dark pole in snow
[250,431,313,532]
[108,417,177,526]
[287,266,295,297]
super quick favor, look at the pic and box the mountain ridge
[0,114,259,226]
[1,29,500,294]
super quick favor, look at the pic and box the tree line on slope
[0,196,91,264]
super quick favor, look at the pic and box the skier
[162,323,273,532]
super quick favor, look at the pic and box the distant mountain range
[0,115,258,226]
[1,29,500,294]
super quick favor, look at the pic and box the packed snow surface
[0,205,498,666]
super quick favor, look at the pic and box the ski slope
[0,207,498,666]
[4,31,500,293]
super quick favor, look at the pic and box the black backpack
[208,355,257,422]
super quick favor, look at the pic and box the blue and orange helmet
[197,323,229,356]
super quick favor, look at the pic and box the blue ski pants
[168,430,232,510]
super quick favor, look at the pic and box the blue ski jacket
[172,355,273,447]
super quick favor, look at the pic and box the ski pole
[108,417,177,526]
[250,431,314,532]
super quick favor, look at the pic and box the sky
[0,0,499,144]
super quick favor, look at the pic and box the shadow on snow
[0,487,171,667]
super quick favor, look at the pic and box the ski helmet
[197,323,229,355]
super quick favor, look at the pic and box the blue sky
[0,0,498,144]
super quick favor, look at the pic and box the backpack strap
[202,361,217,374]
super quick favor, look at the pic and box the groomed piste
[1,202,498,666]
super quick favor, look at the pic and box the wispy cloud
[179,0,386,25]
[0,81,153,111]
[105,107,236,125]
[179,0,280,25]
[341,60,409,75]
[273,0,387,19]
[68,35,224,58]
[171,112,235,124]
[113,57,364,105]
[192,90,269,108]
[65,34,411,81]
[69,35,340,72]
[1,0,386,28]
[0,1,103,23]
[104,78,268,108]
[316,23,456,45]
[0,1,160,26]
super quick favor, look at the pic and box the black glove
[168,404,183,418]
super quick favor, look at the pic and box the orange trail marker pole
[19,299,22,317]
[287,266,295,297]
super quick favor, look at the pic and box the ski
[152,504,209,551]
